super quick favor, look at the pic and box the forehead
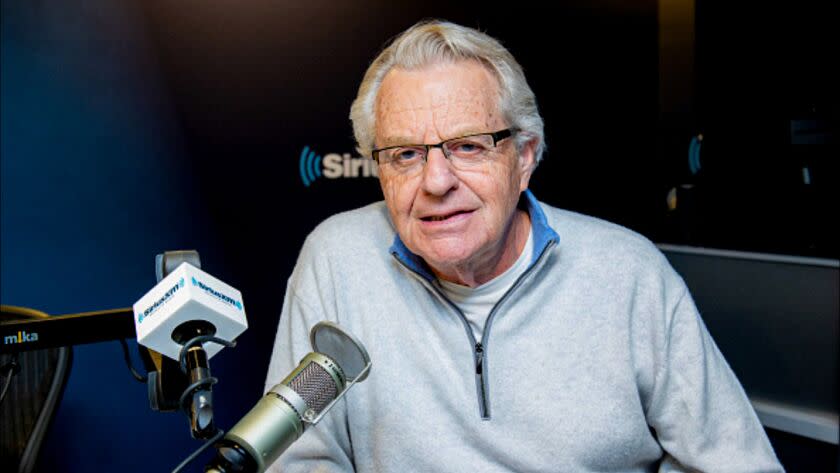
[374,60,504,144]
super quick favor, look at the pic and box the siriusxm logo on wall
[299,145,378,187]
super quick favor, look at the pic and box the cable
[119,339,148,383]
[171,428,225,473]
[178,377,219,418]
[177,335,236,375]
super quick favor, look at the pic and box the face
[374,60,536,283]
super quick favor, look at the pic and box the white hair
[350,20,545,163]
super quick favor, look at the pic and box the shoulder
[302,201,394,254]
[538,201,682,291]
[289,201,395,288]
[536,201,692,343]
[543,203,663,261]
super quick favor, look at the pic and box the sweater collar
[389,189,560,282]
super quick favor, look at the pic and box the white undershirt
[437,227,534,342]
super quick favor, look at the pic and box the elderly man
[265,20,783,472]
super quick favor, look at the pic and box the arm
[647,287,784,473]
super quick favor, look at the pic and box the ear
[517,135,539,192]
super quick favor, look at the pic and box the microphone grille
[288,361,339,414]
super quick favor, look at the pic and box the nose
[419,147,459,196]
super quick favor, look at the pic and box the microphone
[204,321,371,473]
[132,251,248,439]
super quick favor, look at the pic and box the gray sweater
[264,191,783,472]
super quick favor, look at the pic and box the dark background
[1,0,836,471]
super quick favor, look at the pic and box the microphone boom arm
[0,307,135,354]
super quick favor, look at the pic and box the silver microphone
[205,321,371,473]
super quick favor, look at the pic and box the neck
[432,209,531,288]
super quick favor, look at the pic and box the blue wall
[1,1,255,471]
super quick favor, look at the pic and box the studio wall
[1,0,835,471]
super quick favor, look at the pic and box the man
[265,20,783,472]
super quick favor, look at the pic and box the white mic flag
[132,262,247,360]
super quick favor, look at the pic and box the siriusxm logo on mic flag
[192,277,243,310]
[137,277,185,324]
[299,146,378,187]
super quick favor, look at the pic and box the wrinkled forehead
[374,60,504,146]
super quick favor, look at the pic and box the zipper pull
[475,342,484,375]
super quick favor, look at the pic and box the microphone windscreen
[287,359,339,415]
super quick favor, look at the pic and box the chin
[420,243,477,269]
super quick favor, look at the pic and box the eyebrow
[376,136,417,148]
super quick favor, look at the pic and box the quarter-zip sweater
[264,191,782,473]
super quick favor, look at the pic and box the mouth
[419,210,474,222]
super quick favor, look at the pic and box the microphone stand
[1,250,232,443]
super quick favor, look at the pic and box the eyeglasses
[372,128,517,174]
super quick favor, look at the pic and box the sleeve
[646,286,785,473]
[262,279,355,473]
